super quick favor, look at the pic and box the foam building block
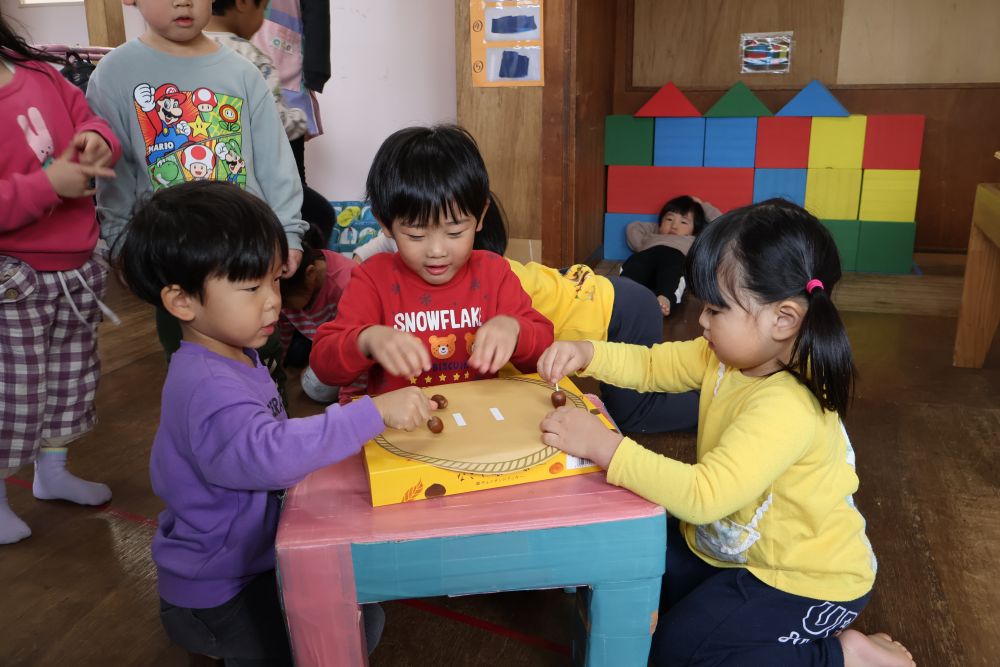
[859,169,920,222]
[862,115,925,170]
[856,221,915,273]
[635,82,701,117]
[804,168,861,220]
[809,115,867,169]
[605,115,654,166]
[604,212,658,260]
[755,116,811,168]
[704,81,772,118]
[653,117,705,167]
[704,117,757,167]
[607,166,755,215]
[777,80,849,117]
[819,219,860,272]
[753,169,807,207]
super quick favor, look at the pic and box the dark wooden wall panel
[632,0,843,89]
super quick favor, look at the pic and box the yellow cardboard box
[363,374,610,506]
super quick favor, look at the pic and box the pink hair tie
[805,279,824,294]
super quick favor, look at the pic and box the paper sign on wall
[740,31,793,74]
[470,1,544,87]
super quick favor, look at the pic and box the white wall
[3,0,457,201]
[1,0,146,46]
[308,1,457,200]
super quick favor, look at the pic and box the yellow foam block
[808,115,867,169]
[805,169,862,220]
[859,169,920,222]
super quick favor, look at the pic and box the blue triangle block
[777,80,849,117]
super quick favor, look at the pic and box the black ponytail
[0,16,66,67]
[686,198,856,417]
[473,191,509,256]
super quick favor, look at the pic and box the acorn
[430,394,448,410]
[427,416,444,433]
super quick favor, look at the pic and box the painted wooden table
[954,183,1000,368]
[275,453,666,666]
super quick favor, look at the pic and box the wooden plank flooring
[3,261,999,666]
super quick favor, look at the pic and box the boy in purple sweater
[118,181,434,665]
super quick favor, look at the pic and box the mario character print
[133,82,247,190]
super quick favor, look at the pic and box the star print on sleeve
[438,374,447,382]
[420,293,432,306]
[453,373,461,381]
[409,377,418,384]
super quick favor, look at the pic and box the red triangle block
[635,82,701,118]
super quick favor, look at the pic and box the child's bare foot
[840,629,915,667]
[656,295,671,316]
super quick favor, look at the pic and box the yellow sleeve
[581,338,712,394]
[606,385,816,524]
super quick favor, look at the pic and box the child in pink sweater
[1,19,121,544]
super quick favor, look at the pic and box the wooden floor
[4,254,1000,666]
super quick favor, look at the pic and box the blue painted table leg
[574,578,661,667]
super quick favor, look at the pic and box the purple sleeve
[187,382,384,490]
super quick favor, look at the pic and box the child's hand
[371,387,436,431]
[359,325,432,378]
[468,315,520,374]
[536,341,595,385]
[283,249,303,277]
[73,131,113,167]
[540,406,623,470]
[45,145,116,199]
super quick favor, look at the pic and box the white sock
[0,477,32,545]
[32,447,111,506]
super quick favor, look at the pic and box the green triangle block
[705,82,773,118]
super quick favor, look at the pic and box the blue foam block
[604,212,658,261]
[703,118,757,167]
[653,117,705,167]
[753,168,807,206]
[777,80,849,117]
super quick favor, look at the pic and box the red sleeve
[310,262,382,386]
[0,170,60,233]
[50,66,122,165]
[492,257,554,372]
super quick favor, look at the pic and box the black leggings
[621,245,687,306]
[651,518,871,666]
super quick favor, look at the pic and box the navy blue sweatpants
[600,276,700,434]
[652,518,871,666]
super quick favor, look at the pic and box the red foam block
[607,166,755,214]
[862,115,925,169]
[635,82,701,118]
[755,116,811,168]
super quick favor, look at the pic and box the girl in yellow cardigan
[538,200,914,667]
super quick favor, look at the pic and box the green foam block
[856,221,915,274]
[605,115,654,166]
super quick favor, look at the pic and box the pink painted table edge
[275,453,664,666]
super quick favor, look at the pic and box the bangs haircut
[686,199,855,416]
[118,181,288,306]
[660,195,708,235]
[366,124,489,229]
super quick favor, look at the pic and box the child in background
[86,0,307,383]
[538,200,914,666]
[1,18,121,544]
[279,228,355,402]
[621,195,720,316]
[118,181,433,664]
[311,125,554,396]
[353,195,700,434]
[205,0,337,241]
